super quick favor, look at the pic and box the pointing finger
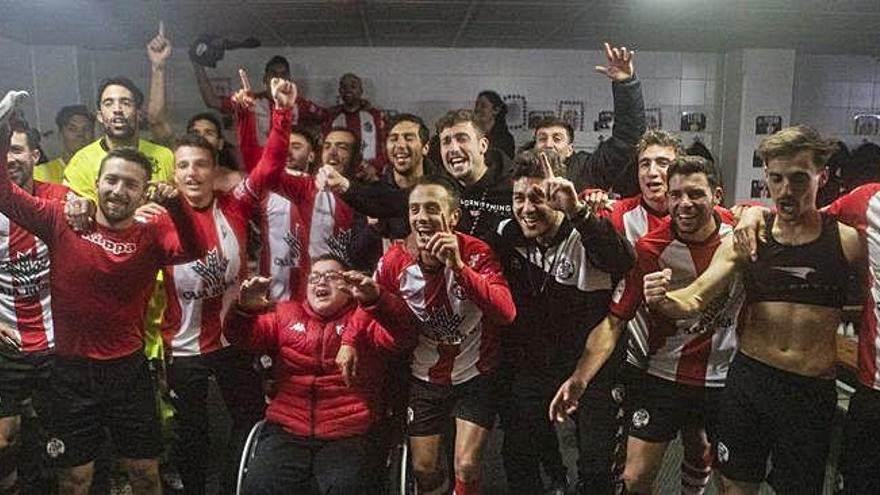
[540,151,555,178]
[159,20,165,37]
[603,41,613,61]
[239,68,251,92]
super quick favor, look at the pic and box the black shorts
[407,372,498,437]
[42,351,162,468]
[715,352,835,494]
[0,349,53,418]
[626,372,721,443]
[841,384,880,495]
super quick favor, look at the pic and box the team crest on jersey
[420,306,467,345]
[259,355,273,369]
[289,322,306,333]
[363,121,373,133]
[46,438,65,458]
[335,324,345,336]
[185,248,232,300]
[406,406,415,424]
[611,385,625,404]
[716,442,730,463]
[450,282,468,301]
[0,250,48,297]
[555,259,575,280]
[631,409,650,429]
[468,253,483,268]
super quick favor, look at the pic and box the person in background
[474,90,515,159]
[34,105,95,185]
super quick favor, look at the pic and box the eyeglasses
[307,270,343,285]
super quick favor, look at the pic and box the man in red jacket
[224,254,415,494]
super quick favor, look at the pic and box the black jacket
[566,77,646,197]
[491,213,634,378]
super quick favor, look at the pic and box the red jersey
[223,292,414,439]
[0,161,203,360]
[611,216,743,387]
[0,181,72,353]
[162,108,291,356]
[823,183,880,391]
[375,234,516,385]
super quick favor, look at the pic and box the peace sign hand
[594,42,635,82]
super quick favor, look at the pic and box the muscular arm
[650,237,744,319]
[235,107,292,213]
[148,63,174,146]
[156,197,208,265]
[455,263,516,326]
[352,290,418,352]
[838,222,866,264]
[571,314,625,386]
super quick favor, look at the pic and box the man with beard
[495,150,634,494]
[63,77,174,202]
[34,105,95,185]
[552,157,740,495]
[0,122,73,493]
[324,73,388,176]
[643,126,862,494]
[534,42,645,197]
[373,176,515,495]
[322,113,437,241]
[0,90,205,494]
[160,78,295,495]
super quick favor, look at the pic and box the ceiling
[2,0,880,54]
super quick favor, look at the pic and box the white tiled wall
[1,38,720,162]
[792,53,880,146]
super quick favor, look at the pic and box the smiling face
[667,172,720,241]
[534,125,574,160]
[6,131,39,191]
[764,150,824,222]
[386,120,427,177]
[96,158,149,225]
[638,144,677,210]
[338,74,363,107]
[306,258,351,317]
[321,130,357,176]
[408,184,459,249]
[174,145,217,208]
[60,114,95,155]
[512,177,560,239]
[439,121,488,186]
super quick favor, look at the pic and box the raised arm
[192,62,225,112]
[146,22,174,146]
[223,276,280,353]
[645,236,744,319]
[340,271,417,352]
[330,172,409,218]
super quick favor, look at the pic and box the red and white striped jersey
[162,196,251,356]
[604,195,668,368]
[325,107,388,171]
[0,181,71,353]
[163,106,292,356]
[823,183,880,391]
[258,192,307,302]
[610,217,743,387]
[374,233,516,385]
[271,175,355,264]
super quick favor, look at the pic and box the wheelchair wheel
[236,419,266,495]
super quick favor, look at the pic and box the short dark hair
[667,155,720,189]
[322,127,362,176]
[265,55,290,74]
[290,125,318,150]
[511,149,564,181]
[96,77,145,109]
[477,90,507,121]
[55,105,95,130]
[186,112,223,135]
[637,129,684,157]
[389,113,429,144]
[435,109,483,138]
[757,125,837,169]
[174,132,219,165]
[9,121,41,151]
[533,116,575,144]
[410,175,460,210]
[310,253,351,272]
[98,147,153,183]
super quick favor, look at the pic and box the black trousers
[240,422,377,495]
[501,366,626,495]
[168,346,265,495]
[841,384,880,495]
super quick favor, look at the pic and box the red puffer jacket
[223,291,415,439]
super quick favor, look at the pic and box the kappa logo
[631,409,650,429]
[771,265,816,280]
[717,441,730,463]
[82,232,136,255]
[290,322,306,333]
[46,438,65,458]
